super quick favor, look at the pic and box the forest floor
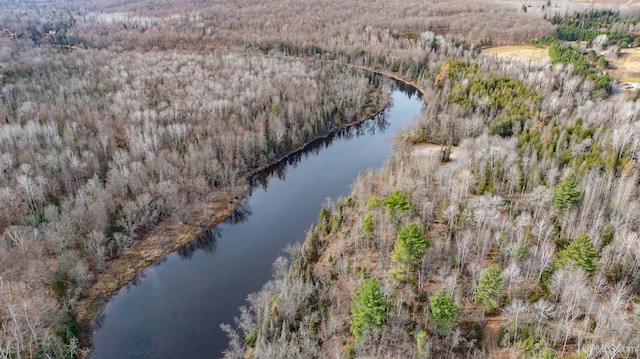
[483,45,549,62]
[411,143,467,190]
[484,316,517,359]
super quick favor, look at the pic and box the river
[90,80,423,359]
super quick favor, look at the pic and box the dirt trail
[484,316,517,359]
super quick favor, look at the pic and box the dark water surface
[91,83,423,359]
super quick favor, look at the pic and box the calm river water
[91,81,423,359]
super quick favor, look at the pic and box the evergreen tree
[416,331,430,358]
[385,190,411,215]
[366,195,383,209]
[474,266,503,314]
[534,347,558,359]
[392,222,429,267]
[350,278,389,339]
[552,173,582,211]
[428,291,459,335]
[363,213,375,237]
[558,233,598,274]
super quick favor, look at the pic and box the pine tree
[385,190,411,215]
[366,195,383,209]
[350,278,389,339]
[392,222,429,267]
[363,213,375,237]
[558,233,598,274]
[552,173,582,211]
[474,266,503,314]
[534,347,558,359]
[416,331,430,358]
[428,291,459,335]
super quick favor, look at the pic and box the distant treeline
[549,10,640,47]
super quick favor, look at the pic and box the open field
[609,47,640,84]
[483,45,549,61]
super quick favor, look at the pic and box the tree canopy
[392,222,429,266]
[552,173,582,211]
[350,278,389,339]
[428,291,459,335]
[474,266,503,313]
[385,190,412,214]
[363,213,375,237]
[558,234,598,274]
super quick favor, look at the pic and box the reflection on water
[249,112,391,192]
[394,79,420,98]
[225,198,253,225]
[177,229,219,259]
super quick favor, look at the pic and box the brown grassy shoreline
[74,185,247,347]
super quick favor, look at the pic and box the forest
[550,9,640,47]
[220,37,640,356]
[1,0,640,357]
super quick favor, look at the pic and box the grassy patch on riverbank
[609,47,640,83]
[483,45,549,61]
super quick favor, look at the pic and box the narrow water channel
[90,81,423,359]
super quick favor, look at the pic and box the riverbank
[75,87,392,353]
[74,184,246,346]
[332,60,428,97]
